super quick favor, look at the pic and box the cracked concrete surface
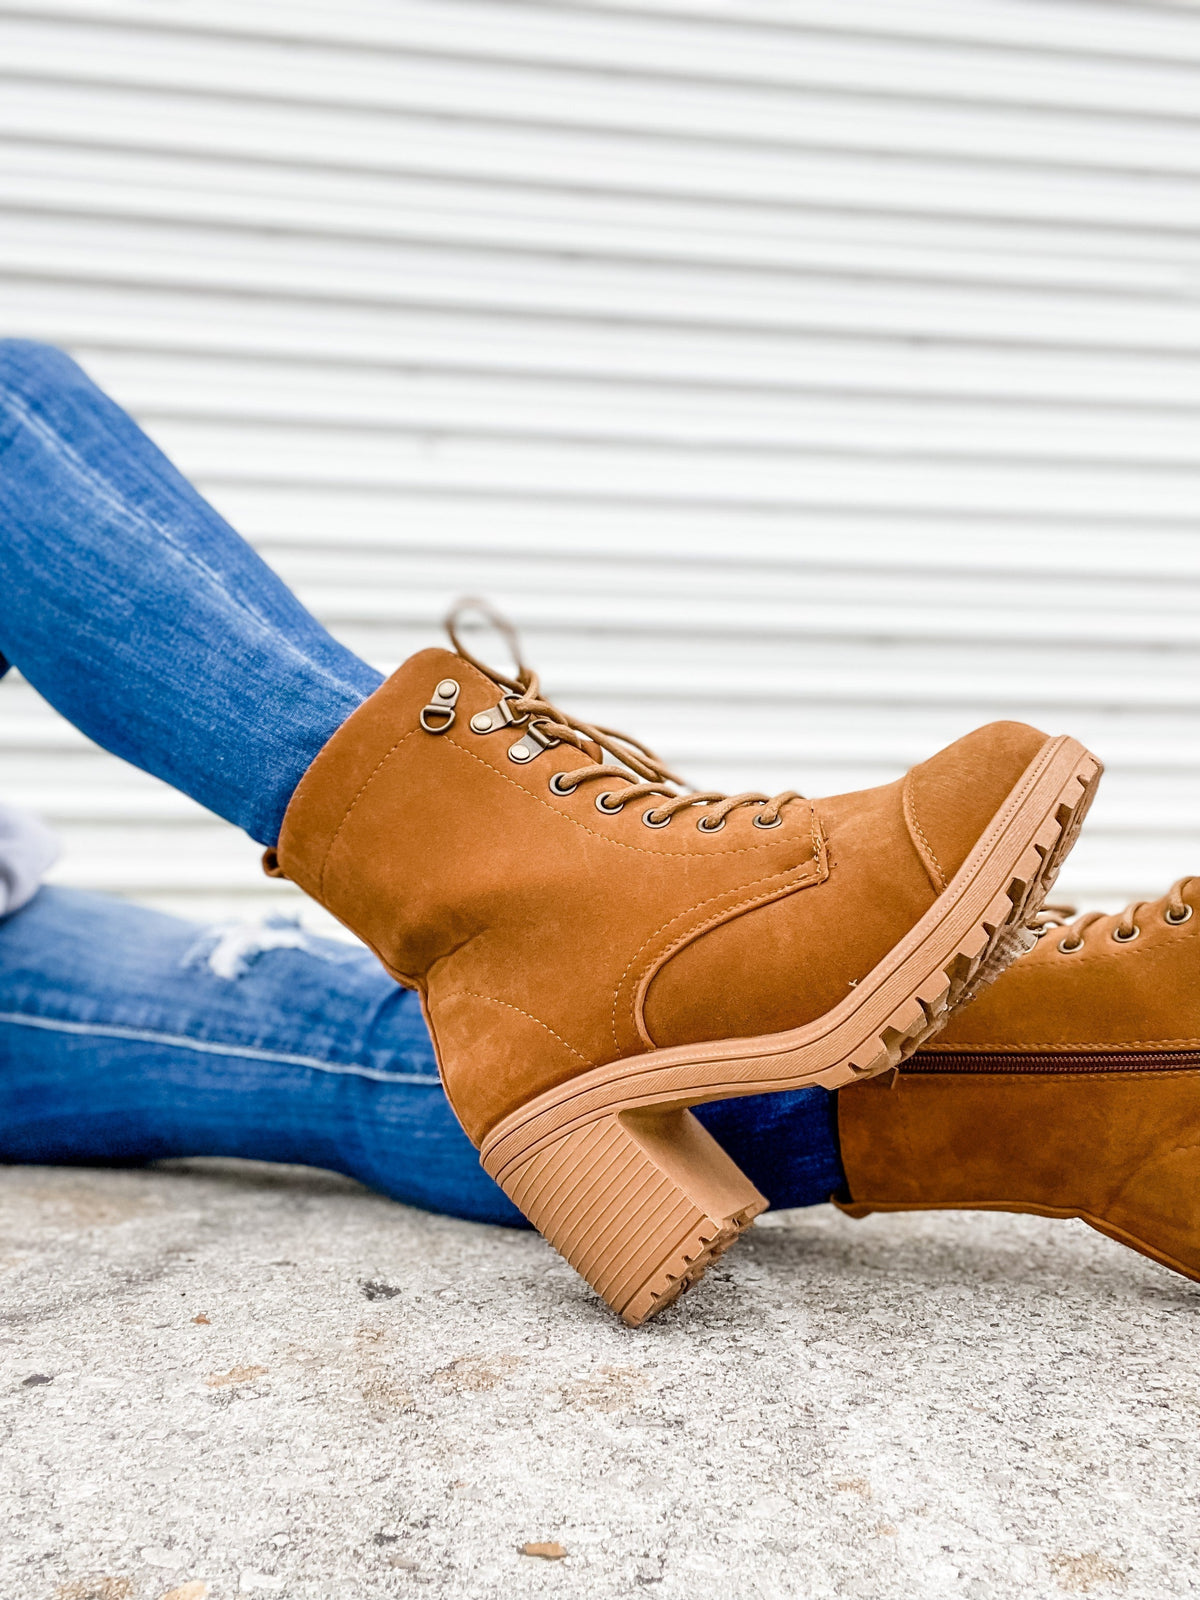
[1,1158,1197,1600]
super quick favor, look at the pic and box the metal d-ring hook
[420,677,460,734]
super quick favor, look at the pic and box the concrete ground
[2,1159,1197,1600]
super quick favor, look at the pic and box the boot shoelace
[1034,877,1196,953]
[446,600,804,831]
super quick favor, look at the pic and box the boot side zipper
[907,1049,1200,1075]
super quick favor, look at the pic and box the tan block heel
[499,1106,767,1326]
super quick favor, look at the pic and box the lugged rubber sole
[481,736,1101,1326]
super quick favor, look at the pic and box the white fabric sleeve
[0,803,60,916]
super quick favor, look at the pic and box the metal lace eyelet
[419,677,460,733]
[595,791,625,814]
[548,772,578,797]
[1165,904,1194,926]
[508,722,559,764]
[696,813,725,833]
[1112,925,1140,943]
[752,812,782,830]
[471,695,526,735]
[642,809,671,829]
[1057,936,1085,954]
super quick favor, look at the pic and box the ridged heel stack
[495,1107,767,1326]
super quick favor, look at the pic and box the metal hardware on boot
[752,811,783,830]
[470,696,526,735]
[508,722,559,764]
[419,678,460,734]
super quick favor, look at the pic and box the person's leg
[0,887,844,1220]
[0,885,521,1225]
[0,338,847,1223]
[0,340,381,845]
[702,1085,844,1216]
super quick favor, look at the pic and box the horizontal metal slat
[8,215,1200,361]
[7,65,1200,196]
[3,75,1199,234]
[136,419,1200,521]
[15,282,1200,411]
[7,62,1200,201]
[5,148,1193,298]
[11,1,1200,120]
[261,546,1200,624]
[557,0,1200,64]
[205,485,1200,576]
[63,351,1200,472]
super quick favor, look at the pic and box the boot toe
[903,720,1050,892]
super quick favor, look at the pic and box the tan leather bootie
[267,609,1099,1323]
[839,877,1200,1284]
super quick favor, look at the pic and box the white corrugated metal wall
[2,0,1199,923]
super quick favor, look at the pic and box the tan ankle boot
[266,609,1099,1323]
[838,878,1200,1283]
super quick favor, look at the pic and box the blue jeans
[0,340,380,846]
[0,339,845,1222]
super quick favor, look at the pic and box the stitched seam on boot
[614,801,825,1052]
[442,736,810,857]
[628,872,822,1053]
[902,771,947,894]
[437,989,594,1067]
[316,728,418,898]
